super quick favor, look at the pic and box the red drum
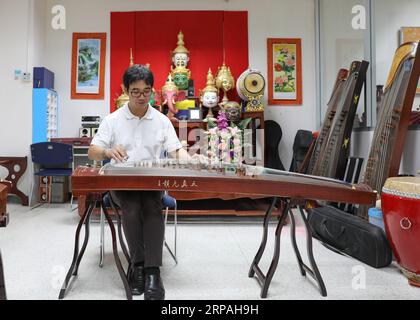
[382,177,420,287]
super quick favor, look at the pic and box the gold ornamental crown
[201,68,218,95]
[172,31,190,55]
[171,65,191,77]
[162,73,178,92]
[215,63,235,89]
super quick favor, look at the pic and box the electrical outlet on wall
[22,72,32,82]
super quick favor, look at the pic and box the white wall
[0,0,46,195]
[375,0,420,111]
[43,0,317,169]
[348,0,420,178]
[319,0,367,124]
[351,129,420,177]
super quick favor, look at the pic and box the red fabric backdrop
[110,11,248,112]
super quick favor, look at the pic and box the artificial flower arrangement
[203,110,251,166]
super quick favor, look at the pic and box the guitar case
[308,205,392,268]
[264,120,285,171]
[289,130,313,172]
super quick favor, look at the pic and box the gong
[236,69,265,99]
[236,69,265,112]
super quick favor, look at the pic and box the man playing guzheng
[88,64,191,300]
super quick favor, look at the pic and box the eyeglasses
[129,88,152,97]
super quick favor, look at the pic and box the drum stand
[249,197,327,298]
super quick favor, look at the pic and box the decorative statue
[115,48,135,109]
[171,31,190,68]
[161,73,186,120]
[223,101,242,123]
[172,65,191,90]
[215,63,235,106]
[170,31,192,90]
[200,69,219,118]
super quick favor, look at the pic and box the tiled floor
[0,201,418,300]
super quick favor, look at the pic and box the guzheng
[71,160,377,206]
[63,161,377,300]
[307,68,348,175]
[312,61,369,180]
[359,41,420,219]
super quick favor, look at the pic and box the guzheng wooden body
[307,68,349,175]
[71,161,376,206]
[312,61,369,180]
[359,42,420,219]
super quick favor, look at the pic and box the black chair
[264,120,285,171]
[29,142,73,209]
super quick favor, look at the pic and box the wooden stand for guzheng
[58,164,376,300]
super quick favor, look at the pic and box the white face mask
[201,92,219,108]
[173,53,189,67]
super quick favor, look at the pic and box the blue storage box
[368,207,385,231]
[33,67,54,89]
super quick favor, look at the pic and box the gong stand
[248,197,327,298]
[0,157,29,206]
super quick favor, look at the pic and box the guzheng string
[359,51,413,218]
[98,160,354,187]
[307,70,348,175]
[316,69,357,178]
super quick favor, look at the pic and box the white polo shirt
[91,103,182,163]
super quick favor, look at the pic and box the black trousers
[110,191,164,267]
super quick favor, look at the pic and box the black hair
[123,64,154,90]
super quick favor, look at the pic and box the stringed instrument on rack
[71,160,377,206]
[358,41,420,219]
[307,68,349,174]
[312,61,369,180]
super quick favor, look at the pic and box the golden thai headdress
[162,73,178,92]
[172,31,190,56]
[201,69,218,96]
[171,65,191,78]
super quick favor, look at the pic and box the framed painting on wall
[267,38,302,105]
[71,33,106,99]
[399,27,420,94]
